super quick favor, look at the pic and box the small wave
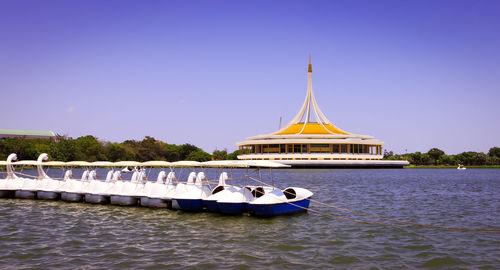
[403,244,434,251]
[422,256,467,267]
[271,244,305,251]
[330,255,360,264]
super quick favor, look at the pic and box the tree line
[0,135,241,162]
[2,136,499,166]
[383,147,500,166]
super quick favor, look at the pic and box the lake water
[0,168,499,269]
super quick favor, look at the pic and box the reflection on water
[0,169,499,268]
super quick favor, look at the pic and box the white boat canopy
[171,161,202,167]
[65,161,93,167]
[1,159,290,168]
[90,161,115,167]
[201,160,249,168]
[11,160,38,166]
[141,161,172,167]
[42,161,67,166]
[113,161,143,167]
[239,160,291,168]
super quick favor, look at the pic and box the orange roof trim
[276,123,351,135]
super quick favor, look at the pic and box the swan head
[195,172,206,184]
[7,153,18,162]
[37,153,49,163]
[112,171,122,180]
[218,172,228,186]
[156,171,166,183]
[64,170,73,179]
[187,172,197,183]
[166,171,176,183]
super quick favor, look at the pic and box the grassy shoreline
[404,165,500,169]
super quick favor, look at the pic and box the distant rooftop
[0,129,55,138]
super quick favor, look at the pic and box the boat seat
[252,187,265,198]
[283,188,296,200]
[212,186,224,195]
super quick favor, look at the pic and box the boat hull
[61,192,84,202]
[110,196,138,206]
[171,200,180,210]
[141,197,169,208]
[247,198,311,217]
[204,200,219,213]
[15,190,36,199]
[85,194,110,204]
[37,191,60,200]
[175,199,203,212]
[0,190,14,198]
[217,202,247,215]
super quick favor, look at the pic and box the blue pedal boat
[247,187,313,217]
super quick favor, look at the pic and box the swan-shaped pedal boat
[83,167,113,204]
[172,172,211,212]
[15,153,50,199]
[0,153,21,198]
[1,157,314,217]
[140,171,177,208]
[246,187,313,217]
[109,167,146,206]
[37,156,66,200]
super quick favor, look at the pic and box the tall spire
[272,55,351,135]
[308,54,312,73]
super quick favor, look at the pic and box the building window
[352,144,360,154]
[302,144,308,153]
[341,144,347,153]
[332,144,339,153]
[310,144,330,153]
[293,144,301,153]
[262,144,279,153]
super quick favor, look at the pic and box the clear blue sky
[1,0,499,154]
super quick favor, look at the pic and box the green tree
[163,144,181,161]
[212,149,228,160]
[50,136,78,161]
[186,149,211,161]
[474,152,487,165]
[455,152,477,166]
[383,150,394,159]
[486,155,500,165]
[407,152,423,165]
[438,155,456,166]
[137,136,167,161]
[103,142,136,161]
[10,138,38,160]
[427,148,445,165]
[227,149,242,160]
[178,144,199,160]
[488,147,500,158]
[74,135,104,161]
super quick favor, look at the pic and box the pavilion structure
[236,56,408,168]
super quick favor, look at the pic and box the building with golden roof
[236,56,408,168]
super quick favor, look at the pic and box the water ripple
[0,169,499,268]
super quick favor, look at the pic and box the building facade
[236,57,408,168]
[0,129,55,140]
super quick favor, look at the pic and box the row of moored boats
[0,153,313,216]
